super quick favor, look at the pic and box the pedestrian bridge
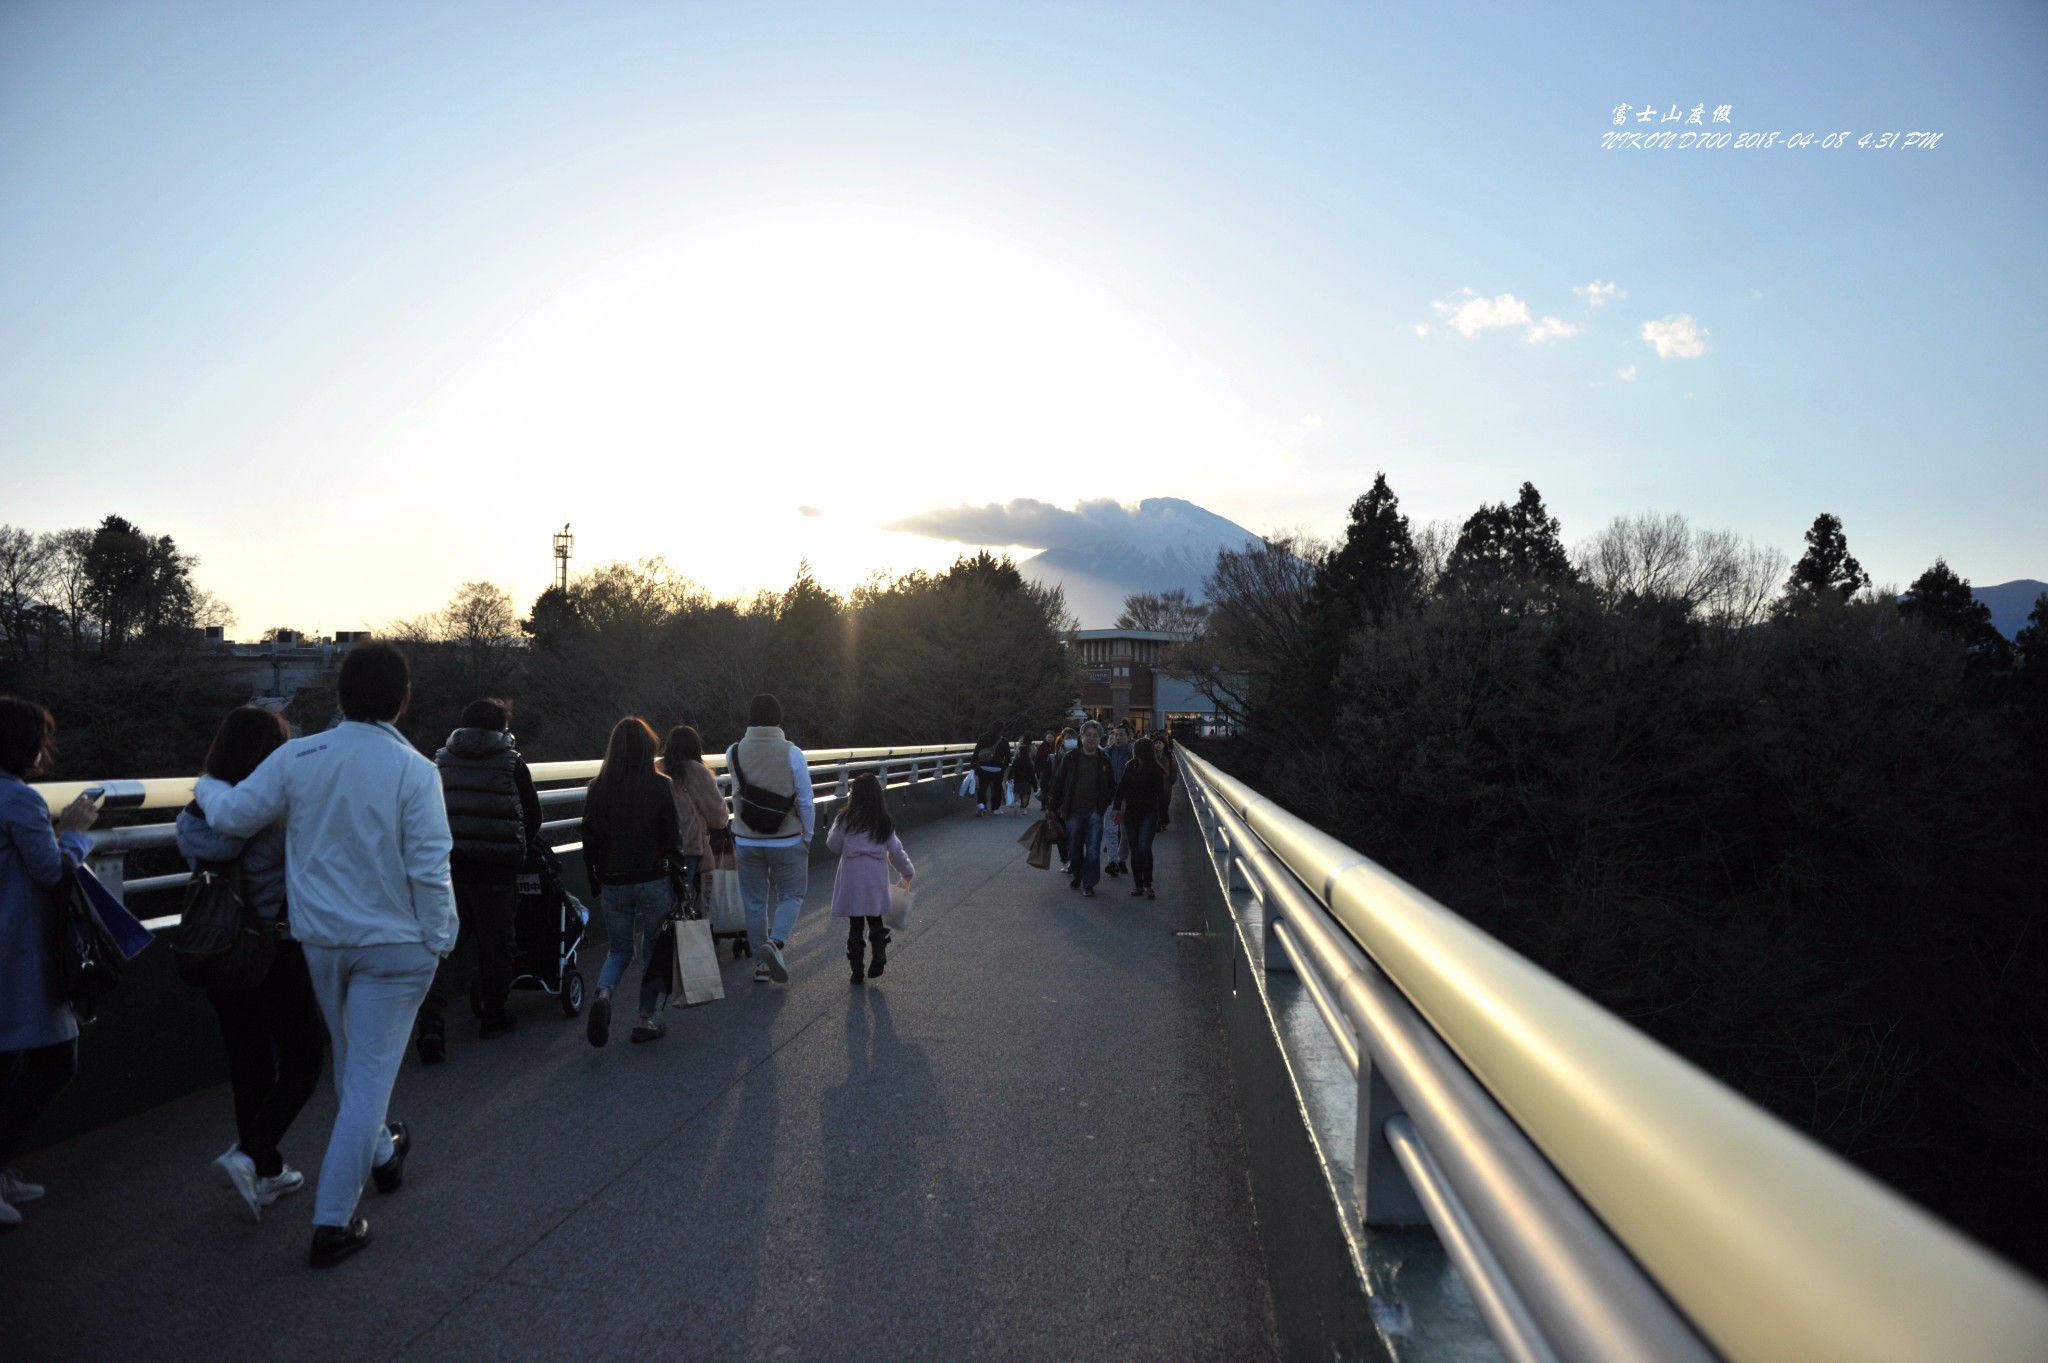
[8,744,2047,1363]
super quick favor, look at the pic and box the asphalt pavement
[2,799,1279,1363]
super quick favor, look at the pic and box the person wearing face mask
[1045,721,1115,897]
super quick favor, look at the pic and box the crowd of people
[0,649,1184,1264]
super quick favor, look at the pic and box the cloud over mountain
[887,497,1215,550]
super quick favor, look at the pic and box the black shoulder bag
[728,748,797,836]
[173,852,277,992]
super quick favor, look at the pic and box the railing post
[87,848,128,906]
[1356,1049,1427,1226]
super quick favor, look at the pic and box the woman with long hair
[580,717,685,1047]
[1112,736,1168,899]
[0,697,98,1226]
[178,705,324,1222]
[1009,736,1037,815]
[826,773,915,985]
[656,724,729,908]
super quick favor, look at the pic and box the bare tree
[0,525,52,667]
[1115,587,1209,635]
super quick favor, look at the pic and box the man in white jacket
[195,642,456,1268]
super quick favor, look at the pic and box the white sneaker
[211,1144,239,1189]
[761,938,789,984]
[752,961,772,984]
[220,1149,266,1224]
[0,1168,44,1203]
[0,1195,19,1227]
[257,1165,305,1203]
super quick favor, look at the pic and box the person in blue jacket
[0,696,99,1228]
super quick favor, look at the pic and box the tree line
[1170,476,2048,1277]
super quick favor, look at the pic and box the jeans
[739,840,809,952]
[303,940,439,1227]
[420,879,518,1029]
[1064,809,1104,892]
[0,1039,77,1170]
[599,878,671,1016]
[1127,811,1160,890]
[207,939,323,1178]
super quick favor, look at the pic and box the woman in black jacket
[1112,737,1168,898]
[581,716,685,1048]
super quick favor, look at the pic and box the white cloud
[798,505,827,518]
[1641,314,1708,359]
[1526,316,1579,343]
[1433,287,1532,337]
[1298,414,1323,430]
[1573,280,1624,305]
[1617,364,1637,382]
[1414,323,1431,337]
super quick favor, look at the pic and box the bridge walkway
[3,803,1278,1363]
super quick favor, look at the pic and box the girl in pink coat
[826,773,915,985]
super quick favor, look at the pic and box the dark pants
[0,1039,78,1170]
[976,768,1004,812]
[1127,811,1161,890]
[845,915,890,969]
[1064,809,1104,891]
[206,939,324,1178]
[1012,773,1034,810]
[421,878,517,1031]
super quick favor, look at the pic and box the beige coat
[658,758,731,860]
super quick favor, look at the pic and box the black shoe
[310,1218,371,1268]
[1082,888,1096,898]
[416,1031,445,1065]
[868,937,888,979]
[478,1013,518,1041]
[587,988,612,1048]
[372,1122,410,1194]
[850,963,865,986]
[1130,886,1146,896]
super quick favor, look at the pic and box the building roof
[1070,628,1189,642]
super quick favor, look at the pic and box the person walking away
[415,698,542,1063]
[178,706,323,1222]
[1009,737,1037,817]
[971,726,1009,818]
[581,716,687,1047]
[658,724,729,910]
[0,697,98,1227]
[1102,725,1132,877]
[1032,731,1057,810]
[727,694,816,985]
[1046,720,1115,897]
[1113,736,1168,900]
[826,773,915,985]
[193,643,456,1267]
[1157,732,1181,829]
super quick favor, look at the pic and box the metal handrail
[1178,745,2048,1363]
[62,743,978,929]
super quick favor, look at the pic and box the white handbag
[887,882,915,933]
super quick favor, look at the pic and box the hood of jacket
[443,726,516,760]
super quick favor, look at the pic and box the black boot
[868,925,891,979]
[848,934,866,986]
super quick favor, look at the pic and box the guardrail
[1177,745,2048,1363]
[41,743,979,929]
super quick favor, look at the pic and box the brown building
[1071,628,1221,733]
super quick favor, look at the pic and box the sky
[3,1,2043,635]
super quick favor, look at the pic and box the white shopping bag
[887,882,915,934]
[673,917,725,1007]
[704,867,746,935]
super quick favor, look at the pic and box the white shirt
[195,719,458,955]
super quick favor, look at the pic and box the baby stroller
[473,841,590,1019]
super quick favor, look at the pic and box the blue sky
[3,1,2042,632]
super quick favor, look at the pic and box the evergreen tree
[1445,481,1577,595]
[1776,513,1869,617]
[1315,473,1419,629]
[1899,558,2011,670]
[2016,592,2048,672]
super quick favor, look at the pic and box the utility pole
[552,524,573,592]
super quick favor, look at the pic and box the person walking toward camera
[827,773,914,986]
[178,706,323,1224]
[581,716,687,1047]
[1113,736,1168,900]
[415,698,542,1063]
[726,694,815,985]
[1046,720,1115,897]
[193,643,455,1268]
[0,697,99,1228]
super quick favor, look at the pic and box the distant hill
[1973,580,2046,640]
[1018,497,1262,628]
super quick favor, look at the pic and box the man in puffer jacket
[414,698,542,1063]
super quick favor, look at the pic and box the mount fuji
[1016,498,1262,628]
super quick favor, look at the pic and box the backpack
[53,860,124,1022]
[173,857,277,991]
[728,747,797,836]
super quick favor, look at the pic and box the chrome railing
[1178,745,2048,1363]
[41,743,979,930]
